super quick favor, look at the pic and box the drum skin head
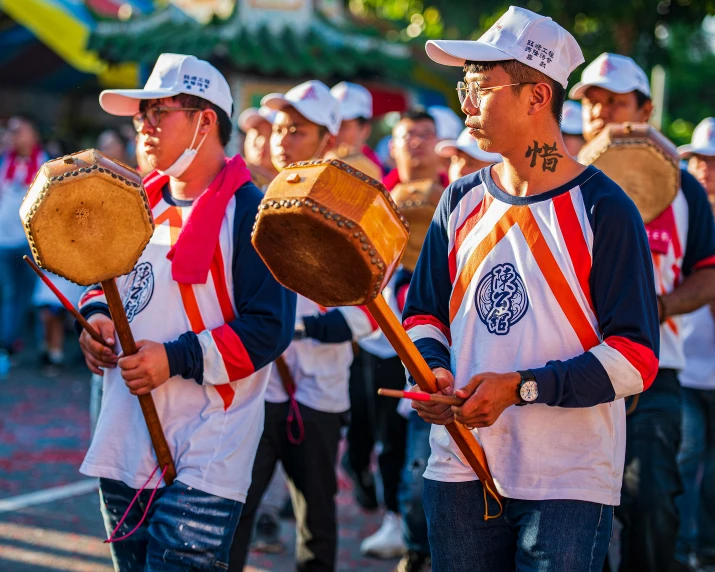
[578,123,680,223]
[251,159,409,307]
[20,149,154,286]
[391,179,445,272]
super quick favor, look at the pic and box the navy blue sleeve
[681,169,715,276]
[532,170,660,407]
[402,179,462,374]
[303,310,354,344]
[165,332,204,383]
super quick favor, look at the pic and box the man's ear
[199,108,217,134]
[638,99,654,123]
[527,83,553,116]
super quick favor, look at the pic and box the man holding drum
[404,7,660,570]
[572,53,715,571]
[77,53,296,571]
[229,80,379,572]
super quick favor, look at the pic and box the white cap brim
[238,108,270,132]
[435,140,459,157]
[569,79,646,101]
[261,93,340,135]
[678,143,715,158]
[435,139,502,163]
[99,89,182,117]
[426,39,511,67]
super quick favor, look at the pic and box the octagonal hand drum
[20,149,176,485]
[578,123,680,223]
[252,159,498,506]
[251,159,409,307]
[391,179,445,272]
[20,149,154,286]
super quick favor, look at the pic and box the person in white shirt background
[674,117,715,571]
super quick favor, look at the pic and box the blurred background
[0,0,714,155]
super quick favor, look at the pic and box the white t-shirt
[680,305,715,390]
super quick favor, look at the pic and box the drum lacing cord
[104,464,168,544]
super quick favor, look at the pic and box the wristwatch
[516,370,538,406]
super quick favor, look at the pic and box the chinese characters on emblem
[525,141,563,172]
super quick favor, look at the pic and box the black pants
[229,401,343,572]
[346,350,407,513]
[611,368,684,572]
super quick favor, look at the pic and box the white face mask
[158,112,208,178]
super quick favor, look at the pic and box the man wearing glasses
[403,7,660,570]
[77,53,296,571]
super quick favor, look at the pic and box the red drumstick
[23,255,109,348]
[377,388,465,405]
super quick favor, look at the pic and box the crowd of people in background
[1,44,715,571]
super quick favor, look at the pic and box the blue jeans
[676,387,715,562]
[0,246,36,350]
[398,412,431,555]
[615,368,683,571]
[100,478,243,571]
[423,479,613,572]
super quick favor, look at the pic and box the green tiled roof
[88,7,414,81]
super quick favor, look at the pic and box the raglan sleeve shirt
[403,172,661,408]
[79,182,297,386]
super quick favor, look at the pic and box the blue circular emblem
[475,263,529,335]
[123,262,154,323]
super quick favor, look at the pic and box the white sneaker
[360,511,407,559]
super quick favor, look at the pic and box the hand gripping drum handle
[366,294,501,510]
[102,279,177,485]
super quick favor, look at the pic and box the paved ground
[0,342,400,571]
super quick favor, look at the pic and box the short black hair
[399,108,435,124]
[9,113,40,135]
[464,60,566,123]
[634,90,651,109]
[355,116,371,127]
[139,94,233,147]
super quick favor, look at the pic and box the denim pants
[676,387,715,562]
[99,478,243,571]
[398,412,431,555]
[423,478,612,572]
[0,246,36,350]
[614,368,683,572]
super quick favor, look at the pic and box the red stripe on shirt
[448,195,492,283]
[553,191,594,313]
[396,284,409,313]
[211,324,255,381]
[79,289,104,308]
[210,244,236,324]
[403,314,452,345]
[604,335,659,390]
[357,306,379,331]
[694,254,715,271]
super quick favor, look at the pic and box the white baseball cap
[100,53,233,118]
[569,53,651,100]
[678,118,715,158]
[261,80,341,136]
[331,82,373,121]
[561,100,583,135]
[237,106,278,132]
[435,128,503,163]
[425,6,584,88]
[428,106,464,140]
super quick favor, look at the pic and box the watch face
[520,380,538,402]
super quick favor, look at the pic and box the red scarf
[3,147,42,185]
[143,154,253,284]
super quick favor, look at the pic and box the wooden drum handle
[365,294,500,501]
[101,279,177,486]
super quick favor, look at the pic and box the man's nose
[461,96,478,116]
